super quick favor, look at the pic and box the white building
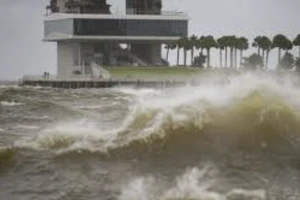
[45,0,189,79]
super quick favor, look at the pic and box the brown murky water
[1,73,300,200]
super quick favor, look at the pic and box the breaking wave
[0,147,16,166]
[119,166,267,200]
[13,73,300,158]
[0,101,23,107]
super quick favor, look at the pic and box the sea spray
[0,101,23,107]
[2,73,300,200]
[12,73,300,156]
[119,165,267,200]
[0,147,16,166]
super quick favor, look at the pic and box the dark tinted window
[73,19,187,37]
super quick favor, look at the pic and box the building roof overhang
[44,34,183,43]
[45,12,189,21]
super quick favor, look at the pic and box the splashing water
[14,73,300,156]
[0,101,23,107]
[2,72,300,200]
[119,166,267,200]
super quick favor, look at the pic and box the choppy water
[1,73,300,200]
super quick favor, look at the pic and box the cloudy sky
[0,0,300,80]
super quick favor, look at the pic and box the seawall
[20,79,192,88]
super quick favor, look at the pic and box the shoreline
[20,79,192,88]
[18,70,300,89]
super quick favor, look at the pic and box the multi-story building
[45,0,188,79]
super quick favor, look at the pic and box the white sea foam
[0,101,23,107]
[225,189,266,200]
[14,73,300,154]
[119,166,266,200]
[114,87,162,97]
[15,119,120,152]
[14,125,40,130]
[39,116,50,120]
[76,105,105,109]
[0,84,19,89]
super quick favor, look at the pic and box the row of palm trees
[165,34,300,69]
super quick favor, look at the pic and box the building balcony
[44,13,188,42]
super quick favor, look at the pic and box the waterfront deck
[20,78,191,88]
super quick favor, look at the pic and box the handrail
[161,11,187,16]
[45,10,187,17]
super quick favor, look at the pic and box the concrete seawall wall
[21,79,192,88]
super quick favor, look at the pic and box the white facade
[57,42,74,79]
[44,2,189,79]
[57,42,107,79]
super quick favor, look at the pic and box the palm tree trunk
[262,50,265,68]
[191,48,194,66]
[177,48,180,66]
[207,48,210,68]
[229,48,231,68]
[235,48,238,68]
[266,50,270,69]
[166,47,170,62]
[299,46,300,58]
[230,47,233,68]
[278,48,281,66]
[219,49,222,68]
[232,48,234,68]
[240,50,243,68]
[184,49,187,66]
[258,48,261,56]
[225,48,228,68]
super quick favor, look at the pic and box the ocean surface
[1,73,300,200]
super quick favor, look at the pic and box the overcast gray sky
[0,0,300,80]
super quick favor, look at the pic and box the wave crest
[119,166,267,200]
[14,74,300,156]
[0,147,16,166]
[107,91,300,156]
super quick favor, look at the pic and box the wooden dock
[20,79,192,89]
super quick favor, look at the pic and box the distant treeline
[165,34,300,70]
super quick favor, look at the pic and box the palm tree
[165,44,169,62]
[227,36,237,68]
[252,36,263,56]
[233,37,240,68]
[195,36,205,63]
[190,35,198,65]
[223,36,231,68]
[293,34,300,58]
[283,39,293,53]
[295,57,300,72]
[279,52,294,70]
[236,37,249,68]
[217,37,226,68]
[201,36,218,68]
[243,53,264,70]
[272,34,289,67]
[259,36,272,68]
[181,37,192,66]
[176,37,185,66]
[164,42,176,63]
[195,36,206,54]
